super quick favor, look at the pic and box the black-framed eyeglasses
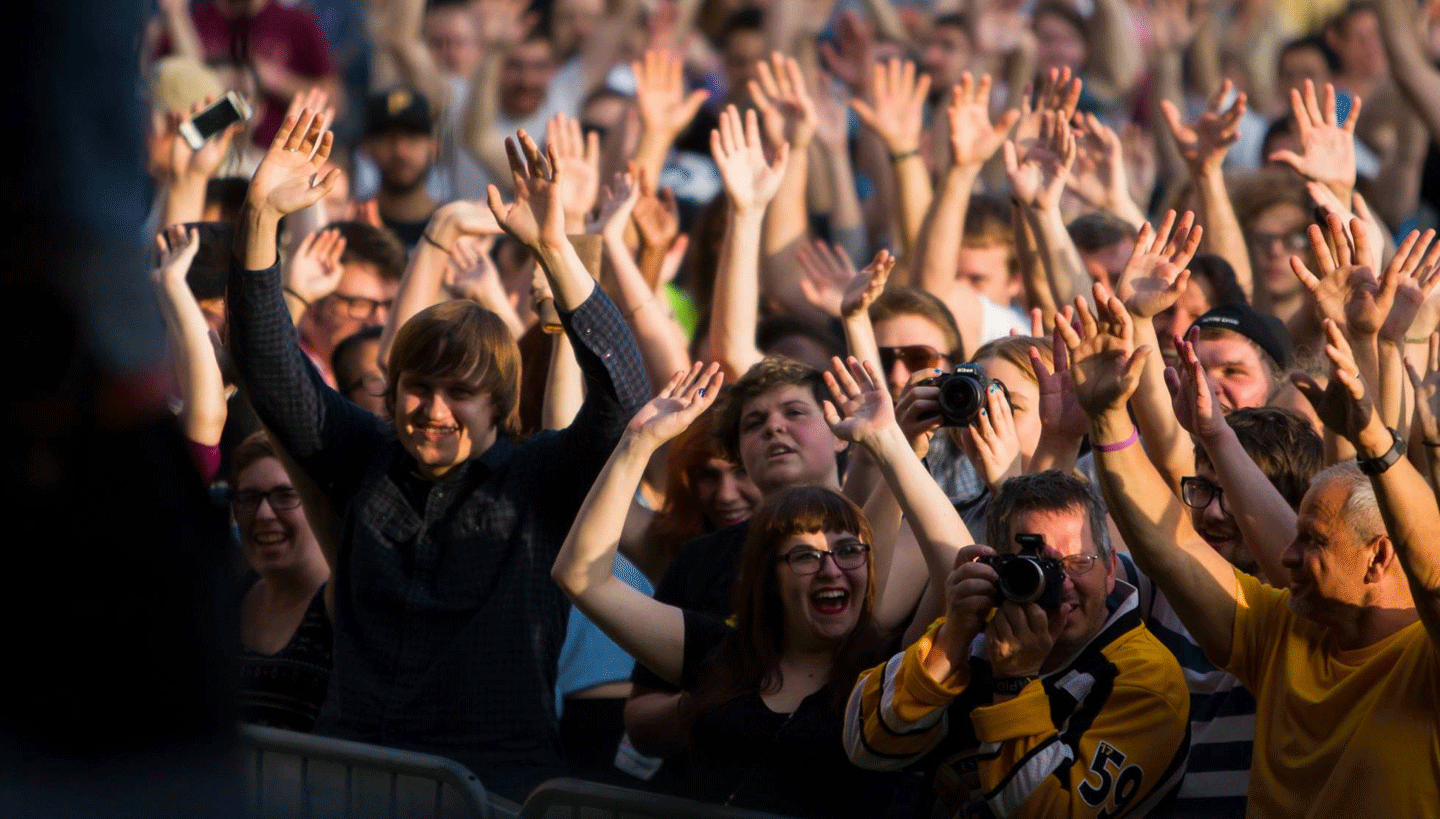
[328,292,394,320]
[777,542,871,575]
[878,345,945,373]
[1246,229,1309,253]
[233,486,302,513]
[1181,476,1231,515]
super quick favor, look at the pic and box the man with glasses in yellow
[847,471,1191,818]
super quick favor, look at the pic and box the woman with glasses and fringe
[229,431,333,731]
[552,364,901,817]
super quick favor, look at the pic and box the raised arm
[1374,0,1440,143]
[630,49,709,189]
[1004,112,1089,323]
[1293,320,1440,648]
[707,105,790,380]
[377,200,501,368]
[379,0,450,116]
[914,74,1018,353]
[230,109,385,490]
[1115,211,1203,494]
[1067,113,1147,231]
[160,97,241,228]
[1065,283,1240,664]
[1168,330,1297,587]
[593,169,691,389]
[852,58,932,260]
[552,364,724,687]
[533,269,583,430]
[153,225,226,448]
[281,227,345,326]
[447,234,525,339]
[1159,83,1253,297]
[1088,0,1145,100]
[810,72,867,264]
[1268,81,1360,205]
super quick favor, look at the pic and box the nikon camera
[919,363,1009,426]
[977,534,1066,611]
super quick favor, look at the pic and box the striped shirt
[1118,554,1250,818]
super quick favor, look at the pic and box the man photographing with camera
[845,471,1190,818]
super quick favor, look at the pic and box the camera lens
[995,557,1047,604]
[936,373,986,425]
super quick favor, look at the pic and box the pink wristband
[1093,426,1139,453]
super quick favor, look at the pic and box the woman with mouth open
[552,362,903,817]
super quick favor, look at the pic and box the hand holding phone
[179,91,252,150]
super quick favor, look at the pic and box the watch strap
[1358,429,1405,476]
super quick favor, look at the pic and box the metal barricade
[518,778,795,819]
[238,724,503,819]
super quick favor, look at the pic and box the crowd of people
[128,0,1440,816]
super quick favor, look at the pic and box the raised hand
[632,175,680,250]
[1116,210,1202,318]
[1304,182,1383,271]
[1003,112,1076,211]
[546,113,600,226]
[710,105,790,214]
[1267,80,1360,200]
[1068,113,1137,218]
[797,245,894,319]
[1291,318,1378,441]
[819,10,874,94]
[627,362,726,449]
[1161,80,1247,177]
[958,381,1023,491]
[1057,283,1149,416]
[154,224,202,287]
[1030,324,1090,442]
[632,50,709,141]
[750,52,817,151]
[810,72,852,152]
[1379,228,1440,343]
[247,108,340,217]
[472,0,538,48]
[168,96,241,182]
[486,130,567,250]
[822,356,897,446]
[1014,66,1081,144]
[284,227,346,306]
[425,199,501,249]
[851,58,931,154]
[1291,211,1391,337]
[446,234,501,301]
[344,199,383,229]
[947,72,1020,171]
[1405,333,1440,445]
[590,170,640,239]
[1165,327,1229,439]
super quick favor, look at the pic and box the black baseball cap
[365,88,432,137]
[1189,302,1294,370]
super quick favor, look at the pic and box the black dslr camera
[977,534,1066,611]
[919,363,1008,426]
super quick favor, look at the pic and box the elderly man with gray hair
[1067,286,1440,819]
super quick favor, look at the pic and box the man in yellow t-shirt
[1068,293,1439,818]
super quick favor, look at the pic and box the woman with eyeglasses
[552,364,900,816]
[230,431,333,731]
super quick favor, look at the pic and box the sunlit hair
[686,487,880,717]
[869,287,965,362]
[1313,461,1384,542]
[971,335,1051,380]
[1193,407,1322,510]
[384,300,522,436]
[646,408,739,562]
[986,471,1112,562]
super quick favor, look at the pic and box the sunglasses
[878,345,946,373]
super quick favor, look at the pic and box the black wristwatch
[991,675,1037,696]
[1358,429,1405,476]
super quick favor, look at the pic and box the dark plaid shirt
[228,259,649,801]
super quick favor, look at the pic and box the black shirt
[227,259,650,802]
[676,612,899,818]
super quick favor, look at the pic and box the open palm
[628,364,725,448]
[947,73,1018,170]
[1117,211,1201,318]
[249,110,337,216]
[487,131,567,249]
[711,106,789,213]
[1057,286,1147,416]
[822,356,895,445]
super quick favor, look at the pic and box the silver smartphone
[178,91,252,150]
